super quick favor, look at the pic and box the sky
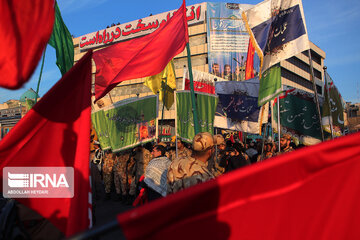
[1,0,359,104]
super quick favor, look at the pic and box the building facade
[73,2,326,136]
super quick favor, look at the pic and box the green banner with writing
[176,91,218,143]
[273,88,322,145]
[104,96,158,152]
[91,109,111,150]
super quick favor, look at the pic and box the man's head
[232,142,243,156]
[280,134,291,150]
[212,63,220,74]
[151,144,166,158]
[213,134,226,151]
[223,64,231,75]
[192,132,215,161]
[96,99,105,109]
[177,139,185,150]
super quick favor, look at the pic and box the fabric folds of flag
[183,68,223,94]
[117,132,360,240]
[258,64,282,106]
[245,38,255,80]
[176,91,218,142]
[0,0,55,89]
[144,60,176,110]
[242,0,310,74]
[214,78,269,134]
[272,86,322,145]
[93,0,189,101]
[0,51,93,237]
[322,71,344,136]
[48,1,74,75]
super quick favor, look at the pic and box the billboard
[207,3,259,80]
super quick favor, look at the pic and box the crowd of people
[89,131,301,206]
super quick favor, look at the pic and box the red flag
[245,38,255,80]
[93,0,189,101]
[0,0,55,89]
[117,132,360,239]
[0,51,93,236]
[184,79,215,94]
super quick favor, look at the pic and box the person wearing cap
[167,132,215,194]
[279,134,294,154]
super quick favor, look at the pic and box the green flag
[322,71,344,136]
[91,109,111,150]
[176,91,218,143]
[49,1,74,75]
[104,96,158,152]
[272,87,322,145]
[258,64,282,106]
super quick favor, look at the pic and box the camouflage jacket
[102,152,115,174]
[114,153,129,174]
[167,156,214,194]
[134,148,151,177]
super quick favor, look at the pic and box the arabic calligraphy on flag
[272,87,323,145]
[214,78,269,134]
[176,91,218,143]
[242,0,310,73]
[103,96,158,152]
[322,71,344,136]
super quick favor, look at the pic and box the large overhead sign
[79,3,205,51]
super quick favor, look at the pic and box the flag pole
[174,91,178,158]
[159,78,167,142]
[277,96,281,153]
[186,43,200,134]
[35,46,47,104]
[308,49,325,141]
[323,66,334,139]
[108,93,113,104]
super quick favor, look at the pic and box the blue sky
[1,0,359,103]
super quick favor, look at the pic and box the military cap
[213,134,225,146]
[192,132,214,152]
[158,142,167,148]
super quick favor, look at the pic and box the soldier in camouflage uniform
[212,134,227,177]
[102,150,115,200]
[167,139,192,161]
[128,145,152,200]
[177,139,192,158]
[114,150,130,201]
[167,132,215,194]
